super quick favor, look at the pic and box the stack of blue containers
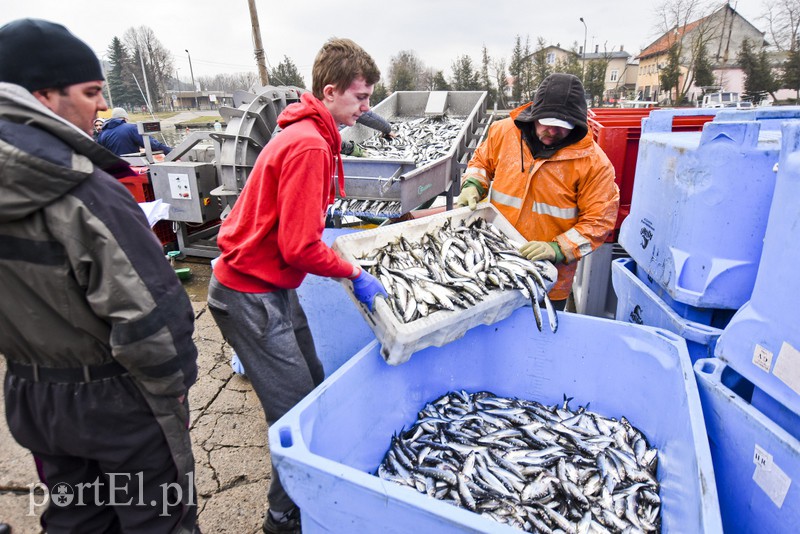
[615,108,800,532]
[694,120,800,534]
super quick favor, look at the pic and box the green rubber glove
[456,186,480,210]
[519,241,563,263]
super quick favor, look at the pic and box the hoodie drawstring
[519,134,525,173]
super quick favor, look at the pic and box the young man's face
[33,80,108,136]
[323,76,373,127]
[534,120,571,146]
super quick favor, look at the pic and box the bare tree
[763,0,800,52]
[654,0,718,103]
[123,26,174,112]
[388,50,426,91]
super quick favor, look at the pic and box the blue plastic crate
[269,307,722,533]
[612,257,722,364]
[714,121,800,416]
[694,358,800,534]
[715,106,800,130]
[619,120,782,309]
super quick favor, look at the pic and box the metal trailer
[148,85,303,257]
[335,91,492,222]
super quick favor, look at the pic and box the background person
[0,18,199,533]
[92,116,104,141]
[97,106,172,156]
[457,73,619,309]
[207,37,386,534]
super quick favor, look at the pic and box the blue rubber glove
[350,269,388,311]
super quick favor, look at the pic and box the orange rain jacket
[462,103,619,301]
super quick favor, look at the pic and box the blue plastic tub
[714,121,800,416]
[612,257,722,364]
[618,119,782,309]
[269,307,722,533]
[296,227,376,377]
[694,358,800,534]
[715,106,800,130]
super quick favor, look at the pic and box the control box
[149,162,222,223]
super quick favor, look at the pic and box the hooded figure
[457,73,620,304]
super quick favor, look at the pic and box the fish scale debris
[357,216,558,332]
[376,390,661,533]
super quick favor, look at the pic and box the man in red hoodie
[207,38,386,534]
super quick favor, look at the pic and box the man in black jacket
[0,19,199,533]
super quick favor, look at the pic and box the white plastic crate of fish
[268,307,722,533]
[335,91,489,218]
[332,204,557,365]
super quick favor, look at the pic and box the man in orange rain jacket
[457,73,619,309]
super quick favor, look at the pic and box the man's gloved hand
[351,143,364,157]
[350,269,388,311]
[456,186,481,210]
[519,241,561,263]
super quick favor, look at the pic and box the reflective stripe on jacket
[462,104,619,300]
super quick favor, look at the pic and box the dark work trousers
[207,275,324,514]
[4,372,197,533]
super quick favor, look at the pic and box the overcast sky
[2,1,766,87]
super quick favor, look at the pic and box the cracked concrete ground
[0,259,272,534]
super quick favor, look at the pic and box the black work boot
[262,507,300,534]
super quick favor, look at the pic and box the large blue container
[618,118,782,309]
[694,358,800,534]
[269,307,722,533]
[715,106,800,130]
[612,257,722,364]
[297,228,376,377]
[714,120,800,416]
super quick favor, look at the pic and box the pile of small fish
[356,216,558,333]
[376,391,661,533]
[359,116,466,166]
[328,198,403,219]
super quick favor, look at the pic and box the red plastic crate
[119,171,177,248]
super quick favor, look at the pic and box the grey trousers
[207,275,323,513]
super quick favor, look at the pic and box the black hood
[514,73,588,159]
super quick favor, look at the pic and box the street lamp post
[580,17,588,84]
[185,49,198,110]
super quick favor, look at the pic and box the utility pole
[247,0,270,86]
[138,44,154,114]
[185,49,198,109]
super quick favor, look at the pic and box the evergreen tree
[270,56,306,88]
[388,50,424,91]
[659,45,681,104]
[106,37,142,110]
[509,35,525,103]
[693,44,715,89]
[450,55,481,90]
[738,39,779,102]
[480,45,497,106]
[371,82,389,105]
[432,71,450,91]
[584,60,608,105]
[782,45,800,101]
[529,38,553,95]
[555,45,583,80]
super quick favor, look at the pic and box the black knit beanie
[0,18,103,92]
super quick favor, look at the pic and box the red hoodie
[213,93,354,292]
